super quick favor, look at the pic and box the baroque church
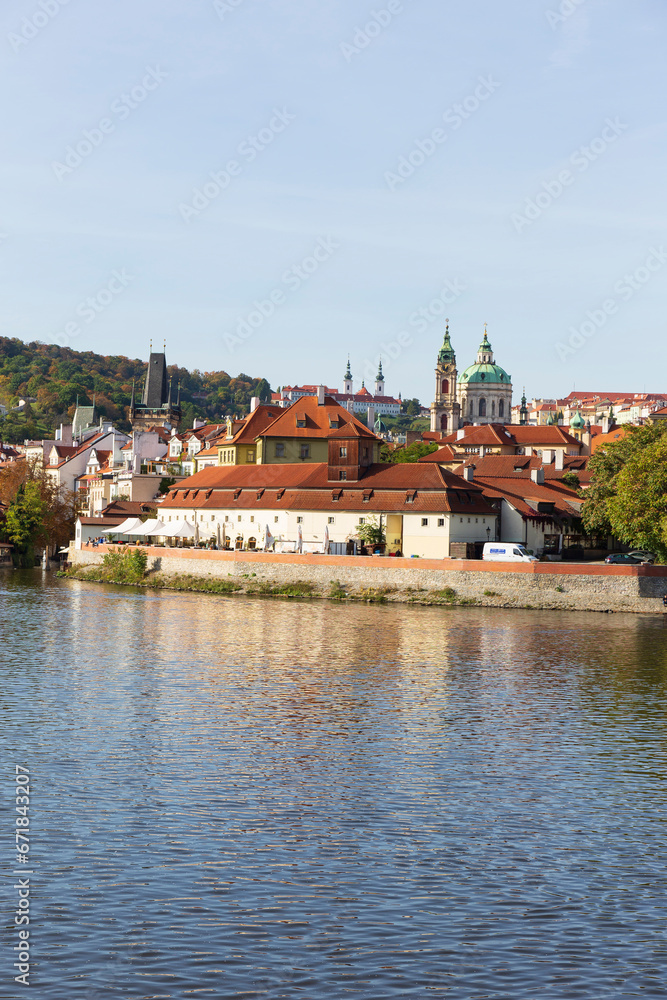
[430,324,513,432]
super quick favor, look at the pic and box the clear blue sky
[1,0,665,404]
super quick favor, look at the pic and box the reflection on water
[3,571,667,999]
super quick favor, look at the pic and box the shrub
[329,580,347,601]
[101,547,148,584]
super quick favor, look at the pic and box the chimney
[555,450,564,471]
[317,385,326,406]
[531,468,545,485]
[457,428,466,440]
[367,406,375,428]
[250,396,260,413]
[601,416,611,434]
[479,445,486,458]
[464,464,475,482]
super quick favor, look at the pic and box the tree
[561,471,580,490]
[582,422,667,557]
[391,442,439,464]
[3,482,46,566]
[356,514,386,547]
[0,460,81,563]
[605,432,667,560]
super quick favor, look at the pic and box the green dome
[570,411,586,430]
[458,363,511,385]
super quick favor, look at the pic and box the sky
[1,0,666,405]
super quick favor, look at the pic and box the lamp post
[486,526,491,542]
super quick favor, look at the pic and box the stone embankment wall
[69,545,667,614]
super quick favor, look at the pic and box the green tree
[391,442,439,463]
[581,424,666,537]
[605,432,667,560]
[3,482,47,566]
[356,514,386,547]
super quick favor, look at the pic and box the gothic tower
[430,323,460,434]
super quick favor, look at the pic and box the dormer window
[233,489,242,500]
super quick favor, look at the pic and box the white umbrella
[264,524,274,551]
[101,517,143,534]
[217,522,222,547]
[322,522,330,554]
[297,522,303,553]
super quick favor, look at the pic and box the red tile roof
[160,462,497,516]
[258,396,379,441]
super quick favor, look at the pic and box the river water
[2,571,667,998]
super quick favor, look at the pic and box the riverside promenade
[70,545,667,614]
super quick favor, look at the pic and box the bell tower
[430,322,460,434]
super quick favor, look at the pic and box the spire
[130,380,135,410]
[477,323,494,363]
[376,357,384,382]
[519,387,528,426]
[345,355,352,380]
[438,320,456,365]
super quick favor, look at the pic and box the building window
[479,398,487,417]
[274,516,279,523]
[250,516,254,523]
[339,471,347,481]
[498,400,504,418]
[300,444,310,459]
[442,378,449,394]
[358,518,365,525]
[328,517,335,524]
[438,518,445,527]
[339,447,347,458]
[237,515,242,522]
[296,419,306,428]
[246,450,255,463]
[297,516,303,523]
[225,515,229,522]
[275,442,285,457]
[421,518,428,527]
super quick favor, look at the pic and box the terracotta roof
[419,444,457,463]
[229,405,284,446]
[160,462,497,517]
[591,427,631,452]
[470,476,580,520]
[258,396,380,442]
[195,446,220,459]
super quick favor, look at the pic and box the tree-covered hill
[0,337,271,442]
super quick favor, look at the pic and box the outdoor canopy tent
[124,518,161,535]
[101,517,143,535]
[158,520,196,538]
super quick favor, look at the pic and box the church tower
[430,323,460,434]
[375,359,385,396]
[343,357,353,395]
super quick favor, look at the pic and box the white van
[482,542,538,563]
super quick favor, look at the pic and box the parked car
[627,550,656,564]
[605,553,643,564]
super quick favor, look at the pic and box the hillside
[0,338,271,443]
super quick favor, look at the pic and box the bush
[101,547,148,584]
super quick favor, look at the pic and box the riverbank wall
[68,545,667,614]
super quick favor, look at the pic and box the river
[3,571,667,998]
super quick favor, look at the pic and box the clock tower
[430,323,460,434]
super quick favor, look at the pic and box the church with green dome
[430,324,513,432]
